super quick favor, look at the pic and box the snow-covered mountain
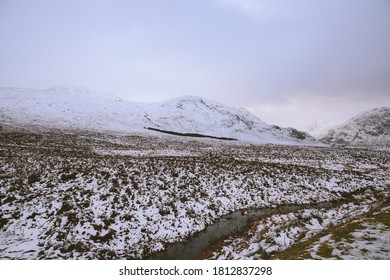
[141,95,316,144]
[0,86,316,145]
[320,107,390,146]
[0,86,147,133]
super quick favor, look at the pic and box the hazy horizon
[1,0,389,129]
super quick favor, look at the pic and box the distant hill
[320,107,390,146]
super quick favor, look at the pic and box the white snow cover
[208,194,383,260]
[320,107,390,146]
[0,87,316,145]
[0,87,146,134]
[1,131,388,259]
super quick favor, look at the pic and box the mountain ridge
[320,106,390,146]
[0,86,317,145]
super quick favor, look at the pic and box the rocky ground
[0,127,389,259]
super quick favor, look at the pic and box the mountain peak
[165,95,223,107]
[352,106,390,120]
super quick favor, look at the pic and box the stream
[148,201,340,260]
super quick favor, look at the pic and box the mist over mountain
[301,120,336,139]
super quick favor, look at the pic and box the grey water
[148,201,338,260]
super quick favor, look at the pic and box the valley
[1,128,388,259]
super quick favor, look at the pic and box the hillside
[0,87,316,145]
[320,107,390,146]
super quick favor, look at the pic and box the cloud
[223,0,263,13]
[220,0,305,19]
[0,0,389,129]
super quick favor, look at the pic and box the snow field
[0,131,389,259]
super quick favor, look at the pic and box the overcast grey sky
[0,0,389,129]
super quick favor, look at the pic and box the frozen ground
[300,204,390,260]
[205,194,389,260]
[0,128,389,259]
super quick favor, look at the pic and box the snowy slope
[320,107,390,146]
[0,87,316,145]
[142,96,316,144]
[0,87,147,133]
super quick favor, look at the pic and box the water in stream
[148,201,338,260]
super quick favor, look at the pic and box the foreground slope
[320,107,390,146]
[0,87,315,145]
[0,130,388,259]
